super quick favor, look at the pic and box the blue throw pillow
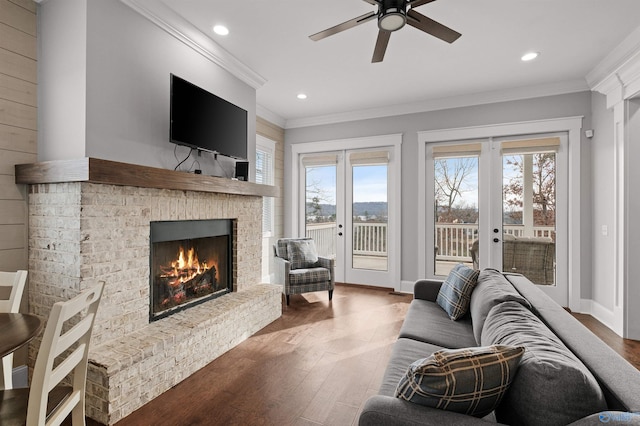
[395,345,525,417]
[436,263,480,320]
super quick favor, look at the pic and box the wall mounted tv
[170,74,248,160]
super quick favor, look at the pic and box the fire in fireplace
[150,219,233,321]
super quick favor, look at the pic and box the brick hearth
[19,160,281,425]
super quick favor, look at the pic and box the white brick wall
[27,182,282,425]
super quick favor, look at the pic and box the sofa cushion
[436,264,480,320]
[469,268,532,344]
[395,345,525,417]
[399,299,477,348]
[380,338,446,397]
[288,267,330,286]
[286,239,319,269]
[482,301,607,426]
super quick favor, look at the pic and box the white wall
[625,97,640,338]
[38,0,87,160]
[590,92,616,311]
[38,0,256,176]
[285,92,593,296]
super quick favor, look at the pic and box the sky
[306,164,388,204]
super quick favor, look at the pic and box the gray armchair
[273,238,335,305]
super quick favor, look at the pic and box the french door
[293,136,401,288]
[426,133,569,306]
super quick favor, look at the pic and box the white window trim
[290,133,402,290]
[256,135,276,237]
[417,116,583,311]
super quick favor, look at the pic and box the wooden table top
[0,313,43,358]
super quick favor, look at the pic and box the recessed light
[297,93,308,100]
[213,25,229,36]
[521,52,539,62]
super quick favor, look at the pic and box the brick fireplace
[16,158,282,425]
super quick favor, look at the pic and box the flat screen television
[170,74,248,160]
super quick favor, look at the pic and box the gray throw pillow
[286,239,319,269]
[395,345,525,417]
[481,301,607,426]
[436,263,480,320]
[470,268,532,344]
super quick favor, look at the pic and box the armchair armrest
[273,256,290,290]
[317,256,336,288]
[413,279,443,302]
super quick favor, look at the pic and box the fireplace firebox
[150,219,233,321]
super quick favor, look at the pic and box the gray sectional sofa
[359,269,640,425]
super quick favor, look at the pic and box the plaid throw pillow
[436,263,480,320]
[395,345,525,417]
[287,239,319,270]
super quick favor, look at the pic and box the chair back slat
[54,314,94,359]
[0,270,27,390]
[47,389,82,426]
[49,344,86,392]
[26,282,104,426]
[0,270,27,313]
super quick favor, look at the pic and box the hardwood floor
[84,285,639,426]
[572,313,640,371]
[108,284,412,426]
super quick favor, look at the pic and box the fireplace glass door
[150,219,233,321]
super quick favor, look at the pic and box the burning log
[153,245,218,312]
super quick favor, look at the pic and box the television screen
[170,74,248,160]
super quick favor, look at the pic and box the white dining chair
[0,270,28,390]
[0,282,104,426]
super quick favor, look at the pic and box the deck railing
[306,222,554,262]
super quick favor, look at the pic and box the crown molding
[284,79,589,129]
[588,24,640,107]
[120,0,266,90]
[256,104,286,129]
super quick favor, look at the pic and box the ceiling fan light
[379,12,406,31]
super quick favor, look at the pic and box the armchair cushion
[287,239,320,269]
[289,268,331,286]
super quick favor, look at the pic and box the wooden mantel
[15,157,279,198]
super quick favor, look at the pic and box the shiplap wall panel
[0,48,36,82]
[0,199,26,224]
[0,0,35,277]
[0,0,36,35]
[0,123,36,152]
[7,0,35,14]
[0,72,36,105]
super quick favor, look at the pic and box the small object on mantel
[14,157,279,198]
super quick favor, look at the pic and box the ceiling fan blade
[372,30,391,63]
[361,0,379,5]
[310,11,377,41]
[408,0,437,8]
[407,9,461,43]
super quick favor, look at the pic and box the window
[256,136,275,236]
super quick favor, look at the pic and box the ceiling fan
[309,0,461,63]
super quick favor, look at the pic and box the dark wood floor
[85,285,639,426]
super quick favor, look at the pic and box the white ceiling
[157,0,640,127]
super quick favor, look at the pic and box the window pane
[433,156,479,276]
[502,153,556,285]
[305,165,337,260]
[352,164,388,271]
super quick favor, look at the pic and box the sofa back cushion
[482,301,607,426]
[469,269,531,344]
